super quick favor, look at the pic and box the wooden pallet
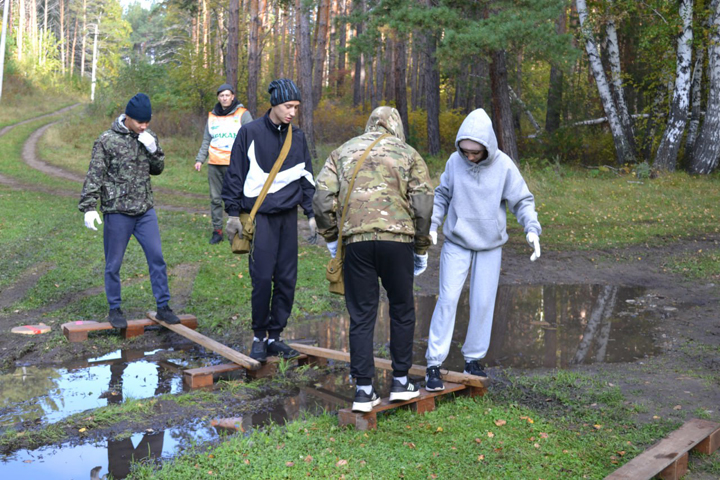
[338,382,481,431]
[288,343,489,391]
[605,418,720,480]
[62,315,198,342]
[183,354,308,388]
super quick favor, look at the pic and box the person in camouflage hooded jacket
[79,93,182,329]
[313,106,434,412]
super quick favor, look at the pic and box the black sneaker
[425,365,445,392]
[209,229,223,244]
[464,360,488,378]
[250,339,267,362]
[108,308,127,329]
[267,340,300,359]
[389,379,420,402]
[352,388,381,413]
[156,306,181,325]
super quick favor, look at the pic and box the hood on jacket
[112,114,133,136]
[455,108,498,165]
[364,106,405,142]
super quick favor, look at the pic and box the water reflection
[0,421,217,480]
[0,347,193,426]
[285,284,663,372]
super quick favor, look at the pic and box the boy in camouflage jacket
[313,106,434,412]
[78,93,182,329]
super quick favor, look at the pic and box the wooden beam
[147,311,261,370]
[62,315,198,342]
[605,418,720,480]
[288,343,489,389]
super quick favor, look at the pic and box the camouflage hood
[455,108,498,167]
[112,114,135,136]
[364,106,405,142]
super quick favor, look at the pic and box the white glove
[138,131,157,154]
[413,253,428,276]
[84,211,102,231]
[429,231,437,245]
[326,240,338,258]
[526,232,541,262]
[307,217,318,245]
[226,216,242,241]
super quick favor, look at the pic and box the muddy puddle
[0,284,667,478]
[285,284,666,373]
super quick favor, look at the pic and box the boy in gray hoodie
[424,108,541,390]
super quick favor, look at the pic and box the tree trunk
[0,0,9,101]
[312,0,330,107]
[605,0,637,155]
[226,0,240,91]
[248,0,260,117]
[352,0,365,108]
[60,0,65,75]
[297,0,316,157]
[545,10,566,133]
[420,21,440,155]
[18,0,24,61]
[490,49,519,162]
[336,0,347,96]
[684,50,704,162]
[410,33,420,110]
[384,36,394,102]
[576,0,635,165]
[654,0,694,171]
[70,15,77,76]
[394,34,409,138]
[81,0,87,77]
[368,54,377,109]
[375,43,383,103]
[689,0,720,174]
[90,23,99,102]
[202,0,209,67]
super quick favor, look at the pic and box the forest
[2,0,720,173]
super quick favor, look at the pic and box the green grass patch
[129,378,679,479]
[665,250,720,280]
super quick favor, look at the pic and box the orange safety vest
[207,107,247,165]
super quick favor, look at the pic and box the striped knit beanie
[268,78,302,106]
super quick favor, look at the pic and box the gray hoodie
[431,108,541,251]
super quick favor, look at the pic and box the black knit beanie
[125,93,152,122]
[217,83,235,95]
[268,79,301,106]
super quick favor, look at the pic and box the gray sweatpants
[208,164,228,230]
[425,240,502,367]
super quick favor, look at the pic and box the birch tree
[576,0,635,164]
[689,0,720,174]
[654,0,693,171]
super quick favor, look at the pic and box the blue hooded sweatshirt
[430,108,541,251]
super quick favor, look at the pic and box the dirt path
[0,103,82,137]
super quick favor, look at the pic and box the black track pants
[248,208,298,339]
[344,241,415,385]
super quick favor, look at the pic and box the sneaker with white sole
[352,388,381,413]
[425,365,445,392]
[389,379,420,402]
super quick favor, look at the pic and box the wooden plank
[605,419,720,480]
[147,311,261,370]
[693,426,720,454]
[62,316,198,342]
[288,343,489,390]
[338,382,468,431]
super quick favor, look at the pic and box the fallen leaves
[336,459,348,467]
[494,419,507,427]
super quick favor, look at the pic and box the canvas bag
[232,126,293,254]
[326,133,390,295]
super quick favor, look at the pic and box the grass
[665,250,720,280]
[0,74,83,127]
[128,377,680,479]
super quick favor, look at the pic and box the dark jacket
[78,115,164,216]
[222,111,315,218]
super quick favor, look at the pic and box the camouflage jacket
[78,115,165,216]
[313,107,434,255]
